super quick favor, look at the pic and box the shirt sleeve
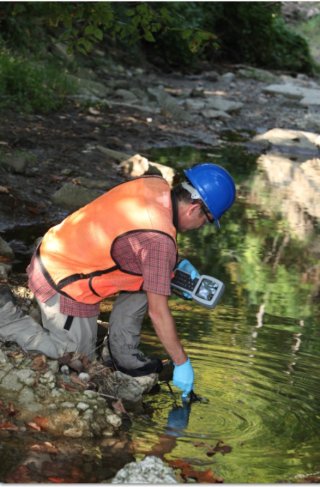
[112,231,177,296]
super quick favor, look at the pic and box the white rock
[77,402,90,411]
[263,83,305,98]
[112,456,177,484]
[264,83,320,106]
[16,368,36,386]
[0,350,8,364]
[106,413,122,428]
[84,389,98,398]
[253,128,320,153]
[78,372,90,382]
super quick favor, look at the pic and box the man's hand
[176,259,200,299]
[173,358,194,399]
[176,259,200,280]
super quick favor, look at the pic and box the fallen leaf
[112,399,127,414]
[207,440,232,456]
[30,441,58,453]
[0,255,13,263]
[70,374,87,388]
[196,469,224,483]
[58,381,80,392]
[31,354,48,371]
[48,477,65,483]
[168,458,223,483]
[32,416,49,431]
[0,421,19,431]
[7,351,24,360]
[27,421,42,431]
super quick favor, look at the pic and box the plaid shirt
[27,231,177,318]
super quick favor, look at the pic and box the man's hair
[172,183,201,205]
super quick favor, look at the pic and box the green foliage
[0,2,115,55]
[198,2,313,73]
[0,2,314,73]
[126,2,313,73]
[267,17,313,72]
[0,1,315,113]
[0,46,77,113]
[293,13,320,72]
[138,2,218,69]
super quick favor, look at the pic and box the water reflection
[2,434,134,483]
[132,144,320,483]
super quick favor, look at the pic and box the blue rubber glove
[173,358,194,399]
[177,259,200,280]
[176,259,200,300]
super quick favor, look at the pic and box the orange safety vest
[38,176,177,304]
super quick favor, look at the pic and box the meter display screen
[194,278,216,302]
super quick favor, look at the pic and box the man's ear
[188,201,202,216]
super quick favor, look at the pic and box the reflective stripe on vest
[39,176,177,304]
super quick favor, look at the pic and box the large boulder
[252,128,320,156]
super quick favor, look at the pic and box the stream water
[126,144,320,483]
[2,142,320,483]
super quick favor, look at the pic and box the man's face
[178,201,212,232]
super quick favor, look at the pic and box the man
[0,163,236,398]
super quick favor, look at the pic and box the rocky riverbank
[0,333,160,437]
[1,57,320,232]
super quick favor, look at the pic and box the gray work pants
[108,291,148,369]
[0,291,148,364]
[0,294,97,359]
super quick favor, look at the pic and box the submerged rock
[52,182,102,209]
[112,456,178,484]
[1,151,34,174]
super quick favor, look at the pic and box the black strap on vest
[171,191,179,230]
[35,244,118,297]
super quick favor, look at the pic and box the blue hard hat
[184,163,236,228]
